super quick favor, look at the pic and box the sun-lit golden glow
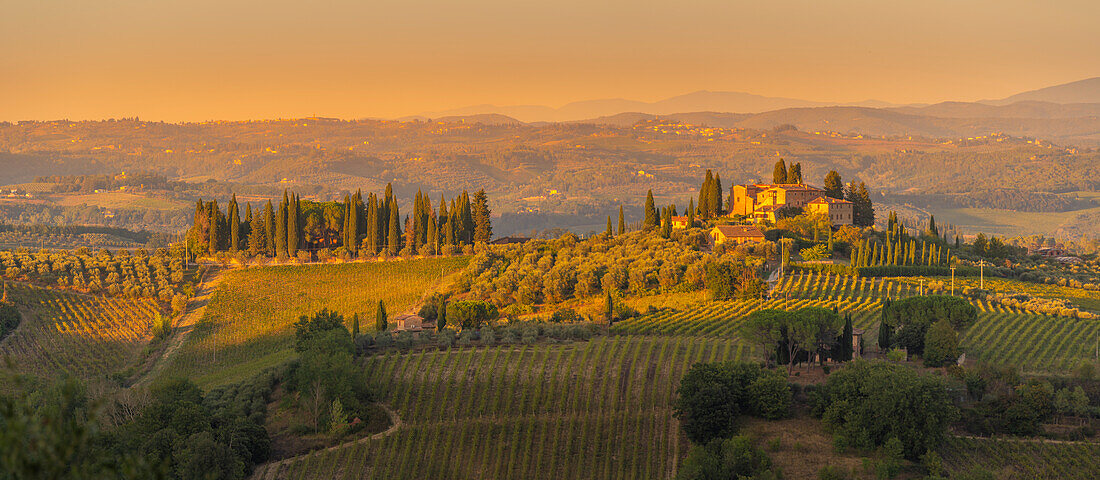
[2,0,1098,121]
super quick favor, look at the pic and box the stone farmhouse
[730,183,853,226]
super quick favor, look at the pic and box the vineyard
[0,281,161,380]
[164,257,469,388]
[612,272,1100,372]
[252,335,751,480]
[939,436,1100,479]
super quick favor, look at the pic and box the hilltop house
[730,182,852,226]
[805,196,854,225]
[710,225,765,245]
[671,216,690,229]
[392,314,423,332]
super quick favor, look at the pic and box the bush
[818,465,850,480]
[748,374,792,420]
[923,319,959,367]
[676,436,775,480]
[549,307,578,323]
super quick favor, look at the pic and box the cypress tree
[263,201,275,256]
[275,197,288,257]
[351,314,360,339]
[348,194,360,255]
[787,162,803,184]
[427,212,438,255]
[375,300,388,331]
[387,201,400,255]
[928,215,938,237]
[772,159,787,184]
[698,170,713,219]
[207,200,220,253]
[643,190,658,229]
[713,174,723,216]
[472,189,492,243]
[460,191,474,244]
[367,194,378,254]
[604,291,614,326]
[617,205,625,235]
[855,182,875,227]
[228,195,240,253]
[687,198,696,228]
[248,204,265,254]
[660,207,672,238]
[605,216,612,237]
[824,170,844,199]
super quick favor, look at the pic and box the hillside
[989,77,1100,105]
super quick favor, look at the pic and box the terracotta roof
[671,216,688,221]
[712,225,765,238]
[808,196,853,204]
[765,184,825,192]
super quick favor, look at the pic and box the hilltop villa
[730,183,853,225]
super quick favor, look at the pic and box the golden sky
[2,0,1098,121]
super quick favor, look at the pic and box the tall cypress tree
[275,197,288,257]
[713,174,723,216]
[228,195,240,253]
[787,162,803,184]
[824,171,844,199]
[855,182,875,227]
[660,207,672,238]
[288,193,300,257]
[248,204,265,254]
[878,299,892,351]
[387,200,400,255]
[207,200,220,253]
[605,216,612,237]
[772,159,788,184]
[698,170,713,219]
[263,201,275,256]
[472,189,491,243]
[460,191,474,244]
[643,191,658,229]
[375,300,388,331]
[687,198,696,228]
[617,205,625,235]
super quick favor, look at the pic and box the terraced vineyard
[939,436,1100,479]
[165,257,470,388]
[0,281,161,380]
[252,335,749,480]
[612,272,1099,372]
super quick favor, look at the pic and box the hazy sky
[3,0,1098,121]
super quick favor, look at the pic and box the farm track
[135,269,223,387]
[252,404,404,480]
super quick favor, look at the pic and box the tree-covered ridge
[185,186,491,259]
[0,247,192,303]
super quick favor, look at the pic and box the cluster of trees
[968,232,1021,259]
[34,171,173,193]
[704,262,766,300]
[0,248,190,304]
[187,186,492,259]
[810,361,959,461]
[851,218,954,268]
[0,372,276,479]
[287,309,373,435]
[877,295,976,367]
[959,364,1098,438]
[695,170,723,220]
[739,307,855,374]
[455,230,767,307]
[673,362,790,479]
[771,159,803,184]
[0,203,193,232]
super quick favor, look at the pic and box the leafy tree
[882,296,975,355]
[923,319,959,367]
[676,436,775,480]
[748,374,792,420]
[811,360,958,460]
[674,363,743,444]
[740,309,786,368]
[445,300,498,330]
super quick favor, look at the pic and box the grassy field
[931,205,1100,238]
[0,281,161,381]
[251,335,750,480]
[53,191,191,210]
[163,257,469,389]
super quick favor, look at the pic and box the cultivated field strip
[251,335,751,480]
[612,272,1097,372]
[165,257,469,388]
[0,282,159,379]
[939,436,1100,479]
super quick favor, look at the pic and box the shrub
[922,319,959,367]
[748,374,792,420]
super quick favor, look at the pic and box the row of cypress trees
[187,185,492,257]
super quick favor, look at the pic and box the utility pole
[978,260,987,290]
[919,278,925,296]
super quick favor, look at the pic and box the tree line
[186,185,492,259]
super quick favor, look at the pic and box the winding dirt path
[134,270,224,387]
[251,403,403,480]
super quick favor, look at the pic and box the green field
[252,335,749,480]
[931,205,1100,238]
[0,281,161,381]
[163,257,470,388]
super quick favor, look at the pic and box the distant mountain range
[413,77,1100,145]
